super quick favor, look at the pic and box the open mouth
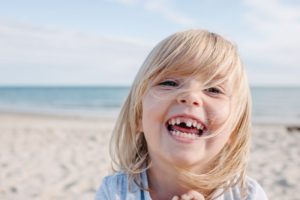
[166,116,207,139]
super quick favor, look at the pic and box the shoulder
[94,171,144,200]
[94,172,128,200]
[221,176,268,200]
[245,176,268,200]
[102,171,130,189]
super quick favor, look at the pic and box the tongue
[172,125,199,134]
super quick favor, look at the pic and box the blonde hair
[110,29,252,199]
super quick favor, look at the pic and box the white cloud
[241,0,300,85]
[111,0,195,26]
[144,0,195,26]
[0,19,153,85]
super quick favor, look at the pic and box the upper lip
[165,113,207,129]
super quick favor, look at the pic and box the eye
[204,87,223,94]
[158,80,179,87]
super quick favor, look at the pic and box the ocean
[0,86,299,123]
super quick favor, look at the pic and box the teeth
[171,130,197,139]
[190,134,196,139]
[192,121,197,127]
[171,119,176,125]
[198,124,203,130]
[186,120,192,127]
[168,117,204,131]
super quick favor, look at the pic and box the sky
[0,0,299,86]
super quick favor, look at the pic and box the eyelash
[204,87,223,95]
[158,80,179,87]
[158,81,224,95]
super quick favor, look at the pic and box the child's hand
[171,190,205,200]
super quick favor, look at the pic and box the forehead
[152,51,238,84]
[151,61,236,88]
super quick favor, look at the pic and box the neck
[147,161,188,200]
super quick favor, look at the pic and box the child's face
[141,76,234,171]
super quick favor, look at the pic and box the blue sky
[0,0,299,86]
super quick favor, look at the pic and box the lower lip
[167,129,200,144]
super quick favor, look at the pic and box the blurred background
[0,0,300,121]
[0,0,299,200]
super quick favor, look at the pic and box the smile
[165,116,207,140]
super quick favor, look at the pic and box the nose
[177,91,202,107]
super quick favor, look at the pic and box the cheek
[142,90,164,111]
[141,92,165,131]
[216,105,230,121]
[142,93,157,122]
[206,129,232,156]
[205,101,233,152]
[206,101,231,126]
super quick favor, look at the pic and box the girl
[95,29,268,200]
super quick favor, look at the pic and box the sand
[0,113,299,200]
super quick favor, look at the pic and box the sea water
[0,86,299,123]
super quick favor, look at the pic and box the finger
[186,190,205,200]
[171,196,180,200]
[181,194,193,200]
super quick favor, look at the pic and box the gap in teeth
[168,118,203,130]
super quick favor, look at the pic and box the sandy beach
[0,113,299,200]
